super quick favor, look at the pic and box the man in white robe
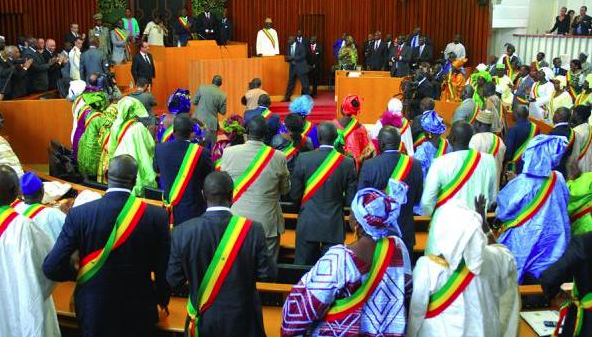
[469,109,507,190]
[256,18,279,56]
[529,67,555,119]
[568,105,592,176]
[408,201,520,337]
[0,165,60,337]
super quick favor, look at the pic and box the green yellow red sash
[469,104,479,124]
[435,139,449,158]
[178,17,190,31]
[566,71,578,100]
[262,28,276,48]
[233,146,275,202]
[301,149,344,204]
[161,125,174,143]
[575,92,591,106]
[504,55,515,80]
[501,171,557,232]
[532,82,541,100]
[553,282,592,337]
[165,144,204,210]
[113,28,131,54]
[578,126,592,161]
[489,134,501,156]
[85,111,101,128]
[510,122,538,170]
[425,259,475,318]
[414,132,427,149]
[115,120,135,149]
[261,108,271,120]
[567,128,575,152]
[387,155,413,193]
[302,121,313,139]
[77,195,147,284]
[10,199,22,208]
[343,118,359,140]
[398,118,410,136]
[101,132,111,150]
[72,95,85,116]
[436,150,482,208]
[570,201,591,223]
[214,158,221,171]
[0,206,18,239]
[534,62,541,72]
[325,237,394,321]
[187,215,253,336]
[22,203,47,219]
[78,106,92,124]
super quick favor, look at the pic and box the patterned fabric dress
[332,119,375,171]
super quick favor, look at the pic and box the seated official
[154,113,213,226]
[549,107,574,177]
[43,155,170,337]
[282,185,412,336]
[167,171,276,337]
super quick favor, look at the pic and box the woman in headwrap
[71,89,109,163]
[106,96,157,196]
[281,182,412,336]
[288,95,318,148]
[413,110,450,179]
[156,89,192,143]
[78,101,119,179]
[549,75,574,121]
[369,97,414,156]
[333,94,375,170]
[211,115,245,167]
[468,67,493,108]
[441,58,467,103]
[337,36,357,70]
[408,201,520,337]
[574,74,592,109]
[496,135,571,283]
[271,113,314,173]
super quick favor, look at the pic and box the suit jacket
[42,191,170,336]
[412,44,433,64]
[552,67,568,77]
[286,43,308,75]
[572,14,592,35]
[42,49,62,90]
[452,98,477,124]
[173,16,196,43]
[307,43,323,70]
[167,210,275,337]
[22,48,50,93]
[192,84,227,132]
[504,119,533,174]
[222,140,290,238]
[217,17,233,45]
[80,47,108,83]
[131,52,156,84]
[64,31,79,44]
[390,44,413,77]
[0,58,28,99]
[549,124,573,177]
[154,140,213,225]
[88,26,111,57]
[290,147,357,243]
[195,12,219,39]
[358,151,423,252]
[368,40,387,70]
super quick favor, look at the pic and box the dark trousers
[308,67,321,97]
[295,235,337,265]
[284,67,309,99]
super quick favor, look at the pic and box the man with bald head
[358,125,423,253]
[43,155,170,337]
[0,45,32,99]
[42,38,65,90]
[193,74,227,147]
[452,85,477,123]
[0,165,59,337]
[421,121,497,222]
[290,121,357,264]
[549,107,573,177]
[168,171,275,336]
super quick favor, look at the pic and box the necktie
[144,54,150,64]
[206,13,210,20]
[291,45,295,56]
[375,41,378,50]
[420,45,424,56]
[311,44,314,53]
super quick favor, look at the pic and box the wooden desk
[260,55,301,99]
[335,70,391,78]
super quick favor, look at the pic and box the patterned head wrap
[554,75,567,90]
[420,110,446,135]
[289,95,314,116]
[81,91,109,111]
[221,115,246,141]
[351,180,408,241]
[342,94,361,116]
[167,89,191,113]
[522,134,567,177]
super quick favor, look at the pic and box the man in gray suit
[220,116,290,260]
[192,75,227,147]
[452,85,477,123]
[80,37,108,84]
[389,35,413,77]
[88,13,111,58]
[283,36,310,102]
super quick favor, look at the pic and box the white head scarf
[476,63,487,72]
[387,98,403,113]
[541,67,554,81]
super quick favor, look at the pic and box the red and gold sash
[85,111,101,128]
[22,203,47,219]
[160,125,174,143]
[425,259,475,318]
[325,237,394,321]
[570,201,591,223]
[101,132,111,151]
[77,195,147,284]
[165,144,204,209]
[233,146,275,202]
[262,28,276,48]
[388,155,413,190]
[436,150,482,208]
[578,126,592,161]
[214,158,221,171]
[489,134,501,156]
[301,149,345,204]
[0,206,18,239]
[78,106,92,124]
[343,118,359,140]
[575,92,591,106]
[115,120,135,149]
[261,108,271,120]
[10,199,22,208]
[187,215,253,337]
[178,17,191,31]
[435,139,449,158]
[414,132,427,149]
[501,171,557,232]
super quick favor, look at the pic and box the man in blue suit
[357,126,423,254]
[504,105,537,174]
[43,155,170,337]
[283,36,310,101]
[80,36,108,83]
[154,113,213,226]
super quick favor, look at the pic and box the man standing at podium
[283,36,310,102]
[256,18,279,56]
[196,3,218,40]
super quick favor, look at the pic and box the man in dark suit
[131,41,156,85]
[409,69,436,116]
[572,5,592,36]
[295,29,309,47]
[80,36,108,83]
[368,31,387,71]
[552,57,568,77]
[362,33,374,70]
[0,46,32,99]
[167,171,275,336]
[64,23,86,45]
[43,155,170,337]
[244,94,273,125]
[290,122,357,265]
[504,105,535,174]
[22,37,58,94]
[154,114,213,226]
[283,36,310,101]
[358,126,423,253]
[412,36,433,67]
[173,8,195,46]
[42,39,64,90]
[195,3,218,40]
[217,8,233,45]
[307,36,323,98]
[389,35,413,77]
[549,107,573,177]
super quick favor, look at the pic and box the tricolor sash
[342,118,359,140]
[489,134,502,156]
[575,92,591,106]
[532,82,541,100]
[85,111,101,128]
[501,171,557,232]
[214,158,222,171]
[302,121,313,139]
[10,199,22,208]
[436,150,482,208]
[509,122,538,171]
[435,139,449,158]
[77,195,147,284]
[178,17,191,32]
[425,259,475,318]
[187,215,253,336]
[578,126,592,161]
[469,103,479,124]
[414,132,427,149]
[534,61,541,71]
[552,282,592,337]
[101,132,111,150]
[566,71,578,100]
[387,155,413,193]
[262,29,276,48]
[165,144,204,210]
[567,128,576,152]
[115,120,136,149]
[0,206,18,239]
[570,201,591,223]
[261,108,272,120]
[398,118,410,136]
[325,237,395,321]
[72,95,85,115]
[504,55,515,80]
[22,203,47,219]
[160,125,174,143]
[78,106,92,124]
[301,149,345,204]
[233,146,276,202]
[113,28,131,54]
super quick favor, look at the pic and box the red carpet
[270,91,336,123]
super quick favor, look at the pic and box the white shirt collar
[106,187,132,194]
[319,145,334,149]
[206,206,232,212]
[418,77,427,86]
[383,149,398,153]
[554,122,570,127]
